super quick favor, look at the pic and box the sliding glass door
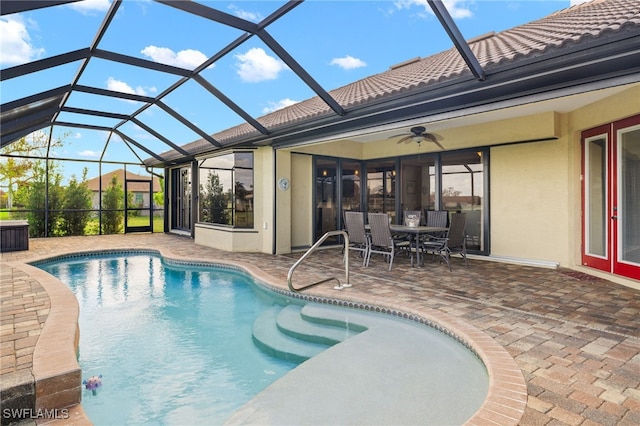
[314,158,338,243]
[311,149,489,254]
[170,166,192,233]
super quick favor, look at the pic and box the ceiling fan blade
[396,136,412,144]
[389,133,409,139]
[432,139,445,150]
[424,132,443,142]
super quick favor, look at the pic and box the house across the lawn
[86,169,162,212]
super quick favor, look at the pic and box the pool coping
[4,261,85,425]
[18,248,527,425]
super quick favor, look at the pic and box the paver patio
[1,233,639,425]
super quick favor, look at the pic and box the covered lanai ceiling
[2,0,640,168]
[0,0,486,166]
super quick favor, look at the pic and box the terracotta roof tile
[85,169,161,192]
[171,0,639,158]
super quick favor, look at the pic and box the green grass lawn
[84,216,164,234]
[1,211,164,234]
[0,210,27,220]
[127,215,165,232]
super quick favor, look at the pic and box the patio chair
[366,212,411,271]
[344,211,370,266]
[425,210,448,227]
[421,213,469,271]
[424,210,448,240]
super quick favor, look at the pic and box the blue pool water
[37,253,299,425]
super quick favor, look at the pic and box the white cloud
[330,55,367,70]
[228,4,263,22]
[262,98,299,114]
[78,150,101,158]
[0,16,45,66]
[570,0,590,5]
[106,77,155,97]
[394,0,472,19]
[140,45,209,70]
[67,0,111,15]
[235,47,288,82]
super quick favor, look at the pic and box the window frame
[197,151,254,228]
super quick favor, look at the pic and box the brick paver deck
[1,233,639,425]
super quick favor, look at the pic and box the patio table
[365,224,448,267]
[390,225,448,267]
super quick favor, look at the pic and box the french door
[582,114,640,280]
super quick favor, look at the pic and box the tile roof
[85,169,162,193]
[170,0,640,158]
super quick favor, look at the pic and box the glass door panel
[171,166,191,232]
[366,160,396,222]
[314,158,338,243]
[400,156,435,215]
[441,151,485,251]
[585,135,608,259]
[613,118,640,279]
[341,160,362,215]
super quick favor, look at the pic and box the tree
[0,133,66,209]
[153,177,165,207]
[199,172,229,224]
[61,168,93,236]
[102,174,124,234]
[15,162,63,237]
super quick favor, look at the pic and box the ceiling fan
[391,126,444,150]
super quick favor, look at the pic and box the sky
[0,0,591,181]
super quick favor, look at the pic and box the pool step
[252,307,330,363]
[276,305,359,345]
[252,304,365,363]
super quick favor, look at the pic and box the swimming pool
[36,252,303,425]
[35,251,490,425]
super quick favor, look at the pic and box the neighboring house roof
[157,0,639,164]
[86,169,161,193]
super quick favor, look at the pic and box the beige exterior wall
[290,153,313,250]
[193,84,639,287]
[274,150,291,254]
[490,137,571,264]
[491,85,640,270]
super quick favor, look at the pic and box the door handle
[611,215,618,220]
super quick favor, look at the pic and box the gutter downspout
[272,149,277,255]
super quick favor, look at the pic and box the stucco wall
[191,85,639,271]
[491,85,640,268]
[490,136,571,264]
[566,85,640,268]
[290,153,313,250]
[274,150,291,254]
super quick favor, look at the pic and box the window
[198,152,253,227]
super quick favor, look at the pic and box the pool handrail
[287,230,351,292]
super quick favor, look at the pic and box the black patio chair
[344,211,370,266]
[366,212,411,271]
[421,213,469,271]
